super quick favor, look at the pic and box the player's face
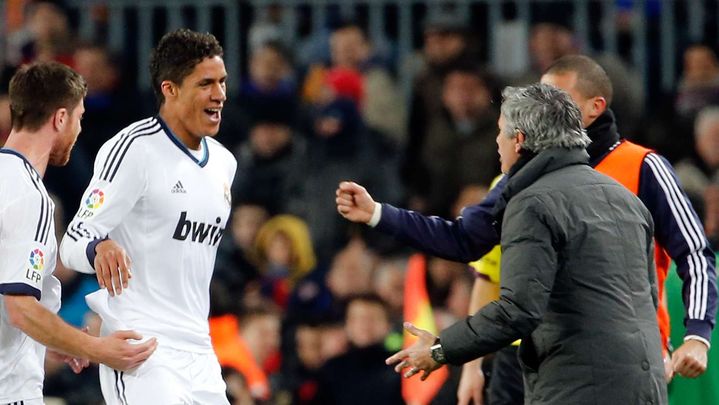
[175,56,227,141]
[496,114,520,174]
[50,99,84,166]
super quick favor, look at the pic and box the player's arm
[4,294,157,371]
[60,125,156,295]
[639,154,717,377]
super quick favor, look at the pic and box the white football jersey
[0,149,60,403]
[60,117,237,352]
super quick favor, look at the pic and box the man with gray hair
[385,83,668,404]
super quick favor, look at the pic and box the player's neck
[3,129,53,177]
[158,109,202,150]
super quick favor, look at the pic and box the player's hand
[386,322,442,381]
[672,339,708,378]
[95,330,157,371]
[47,349,91,374]
[335,181,376,224]
[458,359,485,405]
[94,239,132,296]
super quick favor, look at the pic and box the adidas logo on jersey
[172,211,224,246]
[171,181,187,194]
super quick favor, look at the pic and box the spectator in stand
[316,294,403,405]
[242,41,297,101]
[329,21,406,146]
[404,14,477,212]
[408,63,500,216]
[7,1,75,66]
[212,202,269,315]
[675,44,719,121]
[72,42,142,158]
[511,21,644,137]
[232,98,307,215]
[658,43,719,163]
[275,321,325,405]
[291,69,401,260]
[372,257,406,325]
[253,214,318,309]
[676,106,719,244]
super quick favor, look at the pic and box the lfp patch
[85,189,105,210]
[29,249,44,271]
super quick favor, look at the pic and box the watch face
[431,344,446,364]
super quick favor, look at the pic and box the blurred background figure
[405,63,500,216]
[329,21,406,146]
[316,294,403,405]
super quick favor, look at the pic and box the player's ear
[161,80,178,99]
[52,107,68,132]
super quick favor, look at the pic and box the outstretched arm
[336,177,506,262]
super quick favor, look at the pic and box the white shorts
[99,345,229,405]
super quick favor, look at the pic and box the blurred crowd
[1,1,718,404]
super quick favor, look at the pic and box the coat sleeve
[374,176,506,262]
[440,194,557,364]
[640,153,717,343]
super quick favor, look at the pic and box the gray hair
[500,83,590,152]
[694,106,719,139]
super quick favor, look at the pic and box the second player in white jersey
[0,150,59,404]
[60,115,237,351]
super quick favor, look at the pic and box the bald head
[544,55,613,106]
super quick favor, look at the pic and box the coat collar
[586,109,621,166]
[491,148,589,231]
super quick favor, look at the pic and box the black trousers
[488,346,524,405]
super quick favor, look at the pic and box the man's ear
[514,132,526,153]
[53,108,68,132]
[590,96,607,119]
[161,80,178,100]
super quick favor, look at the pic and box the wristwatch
[430,339,447,364]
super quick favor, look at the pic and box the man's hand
[672,339,708,378]
[47,349,90,374]
[458,359,485,405]
[335,181,376,224]
[47,326,92,374]
[386,322,442,381]
[664,353,674,382]
[94,239,132,296]
[94,330,157,371]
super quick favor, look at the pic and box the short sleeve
[0,191,55,300]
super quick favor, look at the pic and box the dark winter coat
[440,147,668,405]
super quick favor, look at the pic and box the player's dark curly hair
[149,28,223,106]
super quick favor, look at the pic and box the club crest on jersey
[29,249,44,271]
[172,211,224,246]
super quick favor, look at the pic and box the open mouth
[204,107,221,122]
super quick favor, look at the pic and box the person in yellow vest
[458,175,525,405]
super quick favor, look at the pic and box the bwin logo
[172,211,224,246]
